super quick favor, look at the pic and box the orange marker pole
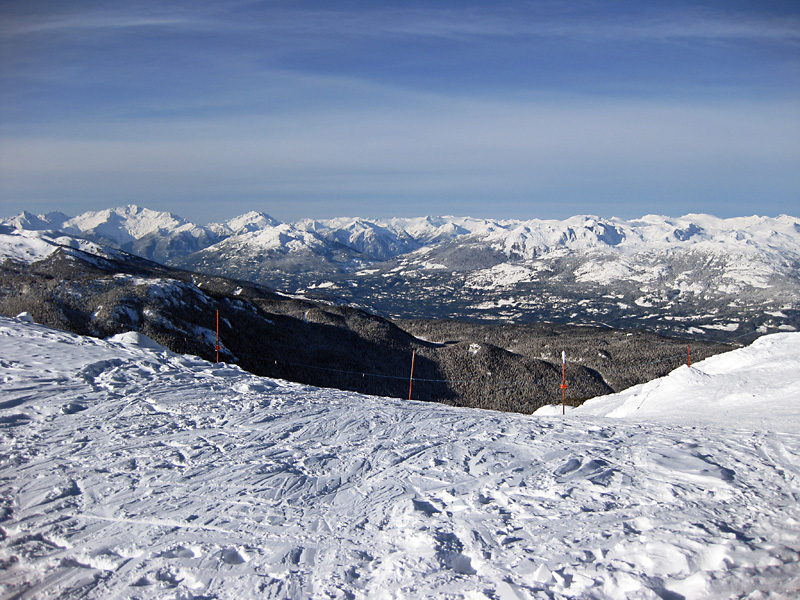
[408,349,416,401]
[688,344,691,367]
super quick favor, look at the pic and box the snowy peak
[61,204,194,245]
[3,205,200,246]
[471,214,800,259]
[213,211,282,235]
[200,216,422,263]
[298,217,420,260]
[2,210,69,232]
[631,213,800,247]
[476,216,630,259]
[380,216,479,245]
[236,223,327,253]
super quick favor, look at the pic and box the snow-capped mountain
[183,212,800,341]
[209,210,281,236]
[1,205,221,263]
[349,214,800,340]
[1,210,70,232]
[4,207,799,340]
[2,314,800,598]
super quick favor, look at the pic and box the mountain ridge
[4,205,799,341]
[6,205,799,262]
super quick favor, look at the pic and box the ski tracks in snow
[1,319,800,598]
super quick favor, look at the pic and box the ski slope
[559,332,800,430]
[1,315,800,599]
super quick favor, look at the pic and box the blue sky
[1,1,799,224]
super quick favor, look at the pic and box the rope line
[182,317,764,390]
[210,343,728,388]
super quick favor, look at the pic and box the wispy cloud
[583,12,800,44]
[239,6,800,47]
[382,8,800,44]
[0,10,195,36]
[4,3,798,45]
[245,4,800,45]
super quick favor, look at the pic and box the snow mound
[530,403,576,416]
[107,331,169,352]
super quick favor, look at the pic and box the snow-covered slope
[0,229,60,264]
[556,331,800,430]
[2,315,800,599]
[0,227,136,266]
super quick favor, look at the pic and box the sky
[1,0,799,225]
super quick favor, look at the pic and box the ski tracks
[2,323,800,598]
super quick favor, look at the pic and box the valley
[5,206,797,343]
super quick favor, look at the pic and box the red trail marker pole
[688,345,691,367]
[561,350,567,415]
[408,349,416,401]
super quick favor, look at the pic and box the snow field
[0,232,58,264]
[1,317,800,598]
[571,332,800,430]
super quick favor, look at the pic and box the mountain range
[3,205,799,341]
[1,220,726,413]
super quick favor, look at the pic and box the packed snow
[2,315,800,599]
